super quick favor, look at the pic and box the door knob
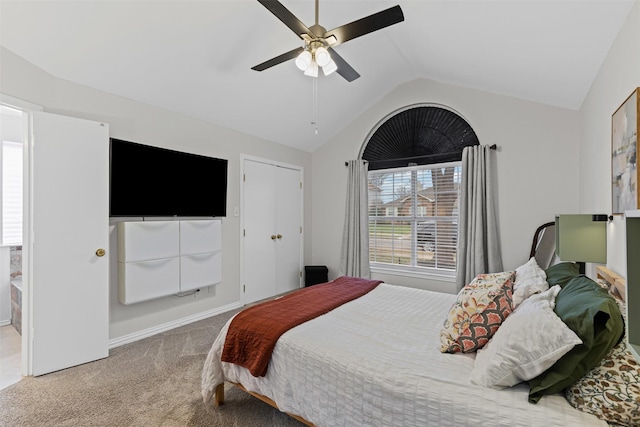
[271,235,277,240]
[95,248,106,257]
[277,234,282,239]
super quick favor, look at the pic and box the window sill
[0,243,22,248]
[370,264,456,283]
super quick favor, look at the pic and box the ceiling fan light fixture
[304,61,319,78]
[322,59,337,76]
[252,1,404,83]
[325,35,338,45]
[295,50,312,71]
[314,46,331,67]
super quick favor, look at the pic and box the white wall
[312,78,581,293]
[579,0,640,280]
[0,46,313,341]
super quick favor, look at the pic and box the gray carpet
[0,309,304,426]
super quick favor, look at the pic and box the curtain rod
[345,144,497,167]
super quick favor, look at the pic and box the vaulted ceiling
[0,0,635,152]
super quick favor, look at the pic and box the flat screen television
[109,138,227,217]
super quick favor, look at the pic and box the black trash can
[305,265,328,287]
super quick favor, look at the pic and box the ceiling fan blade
[257,0,314,39]
[325,5,404,46]
[328,47,360,82]
[252,46,305,71]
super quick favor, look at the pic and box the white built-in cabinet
[118,219,222,304]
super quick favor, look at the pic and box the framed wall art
[612,87,639,214]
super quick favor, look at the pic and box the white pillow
[512,257,549,308]
[469,285,582,389]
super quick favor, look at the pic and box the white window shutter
[2,141,23,245]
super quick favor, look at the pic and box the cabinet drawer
[180,220,221,255]
[118,221,180,262]
[118,258,180,304]
[180,252,222,291]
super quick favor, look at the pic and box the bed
[201,226,630,426]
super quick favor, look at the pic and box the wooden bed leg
[214,383,225,407]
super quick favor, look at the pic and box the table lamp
[555,214,607,274]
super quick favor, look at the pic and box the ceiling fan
[252,0,404,82]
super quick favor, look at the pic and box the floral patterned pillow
[440,271,515,353]
[565,298,640,426]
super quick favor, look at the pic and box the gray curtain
[340,160,371,278]
[456,145,502,289]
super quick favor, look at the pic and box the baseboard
[108,301,242,349]
[0,319,11,327]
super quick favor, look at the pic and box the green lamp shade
[555,214,607,264]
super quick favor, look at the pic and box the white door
[30,112,109,376]
[275,166,302,294]
[243,160,278,304]
[242,159,302,304]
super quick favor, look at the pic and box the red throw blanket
[221,276,382,377]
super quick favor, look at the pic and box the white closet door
[275,166,302,294]
[242,159,302,304]
[30,112,109,376]
[243,160,278,304]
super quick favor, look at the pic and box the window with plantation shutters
[362,104,478,278]
[1,140,22,246]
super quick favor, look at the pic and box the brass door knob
[96,248,106,257]
[271,235,277,240]
[277,234,282,239]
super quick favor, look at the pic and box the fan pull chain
[311,76,318,135]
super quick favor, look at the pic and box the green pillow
[528,275,624,403]
[545,262,580,287]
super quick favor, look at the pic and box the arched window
[362,105,479,169]
[363,105,478,278]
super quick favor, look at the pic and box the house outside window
[368,163,460,277]
[385,207,398,217]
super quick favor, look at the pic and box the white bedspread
[202,284,606,426]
